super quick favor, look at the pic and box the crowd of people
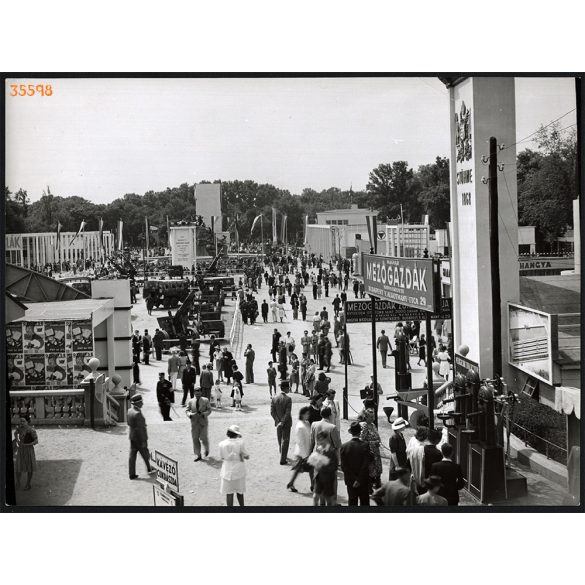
[123,248,461,507]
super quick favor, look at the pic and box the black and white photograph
[3,73,581,511]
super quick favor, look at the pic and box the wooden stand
[467,443,507,503]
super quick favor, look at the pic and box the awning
[554,386,580,419]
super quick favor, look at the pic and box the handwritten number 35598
[10,84,53,96]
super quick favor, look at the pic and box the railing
[508,419,567,464]
[229,295,243,359]
[103,391,120,426]
[10,389,86,425]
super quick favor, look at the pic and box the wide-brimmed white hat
[392,417,409,431]
[228,424,242,436]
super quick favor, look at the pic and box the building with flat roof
[316,204,378,227]
[5,231,114,269]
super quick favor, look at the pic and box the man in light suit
[309,406,341,455]
[309,405,342,500]
[270,381,292,465]
[185,387,212,461]
[127,394,156,479]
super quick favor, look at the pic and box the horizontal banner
[361,253,436,312]
[345,297,452,324]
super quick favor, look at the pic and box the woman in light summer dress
[218,425,249,506]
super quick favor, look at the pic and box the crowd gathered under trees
[5,123,576,252]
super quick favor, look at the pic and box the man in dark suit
[270,381,292,465]
[156,372,174,421]
[340,421,371,505]
[181,362,197,406]
[430,442,465,505]
[271,329,282,363]
[127,394,156,479]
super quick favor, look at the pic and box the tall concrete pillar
[573,199,580,275]
[446,77,520,379]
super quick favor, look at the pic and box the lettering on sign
[6,234,23,250]
[361,254,436,312]
[151,450,179,491]
[345,297,452,324]
[153,484,180,507]
[454,353,480,378]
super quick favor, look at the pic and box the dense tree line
[5,126,577,248]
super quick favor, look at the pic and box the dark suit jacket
[182,367,196,388]
[340,438,370,487]
[270,392,292,427]
[431,459,465,504]
[424,445,443,478]
[127,407,148,445]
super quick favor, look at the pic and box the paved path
[13,273,572,507]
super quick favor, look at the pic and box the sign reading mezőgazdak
[345,297,451,324]
[361,254,436,313]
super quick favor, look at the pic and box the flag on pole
[272,207,278,244]
[145,217,149,250]
[281,214,287,244]
[372,215,378,254]
[56,221,62,250]
[303,215,308,245]
[251,214,262,235]
[166,215,171,246]
[117,220,124,251]
[98,217,104,255]
[69,220,86,246]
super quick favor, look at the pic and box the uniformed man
[127,394,156,479]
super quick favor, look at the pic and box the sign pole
[489,136,502,378]
[426,313,434,430]
[343,303,348,420]
[370,294,378,428]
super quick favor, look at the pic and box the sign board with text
[454,353,480,378]
[151,450,180,492]
[153,484,182,507]
[361,253,436,312]
[345,297,451,324]
[508,303,558,385]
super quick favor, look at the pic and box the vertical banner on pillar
[272,207,278,244]
[448,77,519,375]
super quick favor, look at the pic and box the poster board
[508,303,558,385]
[6,319,93,389]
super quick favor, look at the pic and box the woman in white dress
[436,345,451,380]
[218,425,249,507]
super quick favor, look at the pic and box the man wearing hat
[340,421,371,506]
[270,381,293,465]
[156,372,174,421]
[127,394,156,479]
[372,467,416,506]
[186,387,212,461]
[416,476,448,506]
[389,417,409,478]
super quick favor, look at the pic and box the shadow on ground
[13,459,83,506]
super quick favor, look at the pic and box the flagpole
[261,215,264,257]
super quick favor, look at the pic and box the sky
[5,76,577,203]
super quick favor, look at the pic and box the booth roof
[12,298,114,322]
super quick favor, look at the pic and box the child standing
[232,384,242,410]
[213,379,223,408]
